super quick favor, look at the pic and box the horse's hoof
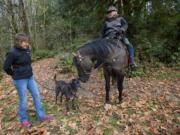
[116,99,123,104]
[118,101,123,104]
[105,100,111,104]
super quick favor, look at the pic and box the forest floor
[0,58,179,135]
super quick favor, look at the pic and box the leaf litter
[0,58,179,135]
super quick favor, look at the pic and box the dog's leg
[72,98,77,110]
[65,98,70,111]
[71,93,77,110]
[60,93,63,103]
[55,89,59,104]
[55,96,58,104]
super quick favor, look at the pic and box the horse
[73,38,129,103]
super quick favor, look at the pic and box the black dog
[54,75,80,111]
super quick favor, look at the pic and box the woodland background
[0,0,179,75]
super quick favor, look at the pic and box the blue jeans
[123,38,135,64]
[13,76,45,122]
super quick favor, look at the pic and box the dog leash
[35,78,55,91]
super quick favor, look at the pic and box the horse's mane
[78,38,120,60]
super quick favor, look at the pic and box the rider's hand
[120,28,126,34]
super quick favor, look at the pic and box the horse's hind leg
[103,69,110,104]
[117,75,124,104]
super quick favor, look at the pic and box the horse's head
[73,51,93,83]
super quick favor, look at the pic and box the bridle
[73,51,91,76]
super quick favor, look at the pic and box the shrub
[55,53,75,74]
[32,50,58,61]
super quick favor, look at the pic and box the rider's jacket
[102,16,128,39]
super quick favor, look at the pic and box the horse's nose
[79,77,88,83]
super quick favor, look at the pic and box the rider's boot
[129,56,137,70]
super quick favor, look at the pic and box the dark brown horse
[73,38,128,103]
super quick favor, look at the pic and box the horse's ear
[72,52,77,57]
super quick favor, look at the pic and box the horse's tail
[111,75,117,85]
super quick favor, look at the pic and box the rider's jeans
[123,37,135,64]
[13,76,45,122]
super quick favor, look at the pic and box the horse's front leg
[103,69,110,104]
[117,75,124,104]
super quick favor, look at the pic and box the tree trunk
[6,0,18,34]
[18,0,30,35]
[3,0,18,46]
[117,0,124,15]
[43,0,46,47]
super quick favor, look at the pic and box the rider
[102,6,136,68]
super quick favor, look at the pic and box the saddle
[106,36,131,67]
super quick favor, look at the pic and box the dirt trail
[32,58,180,102]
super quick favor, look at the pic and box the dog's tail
[54,74,57,81]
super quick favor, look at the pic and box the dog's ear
[76,79,80,84]
[71,79,76,83]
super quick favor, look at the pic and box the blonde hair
[14,33,29,48]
